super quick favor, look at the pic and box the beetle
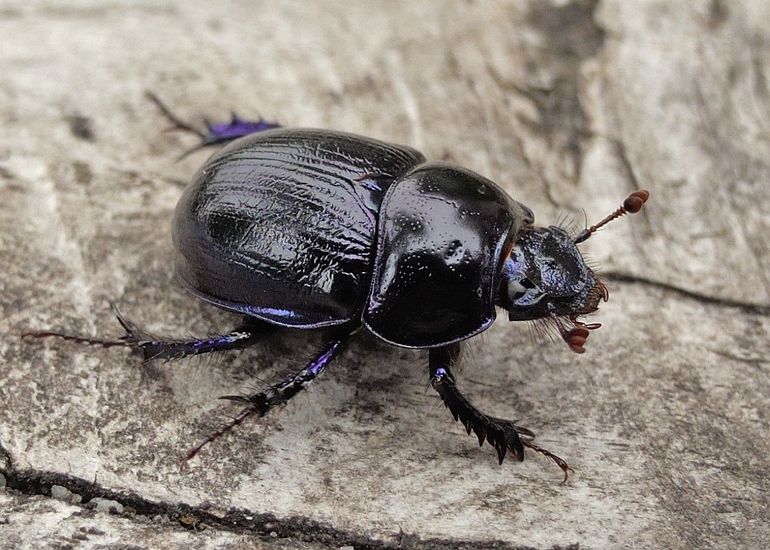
[25,93,648,480]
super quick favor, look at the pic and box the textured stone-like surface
[0,491,327,550]
[1,1,769,548]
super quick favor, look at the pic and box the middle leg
[184,328,352,461]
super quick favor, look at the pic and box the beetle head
[499,190,649,353]
[500,226,605,353]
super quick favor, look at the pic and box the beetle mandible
[26,93,649,480]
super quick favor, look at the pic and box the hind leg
[145,91,281,158]
[23,303,270,362]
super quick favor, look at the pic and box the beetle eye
[521,278,536,289]
[507,279,526,300]
[507,278,543,306]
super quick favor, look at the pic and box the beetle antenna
[573,190,649,244]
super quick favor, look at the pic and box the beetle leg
[145,91,281,159]
[22,302,270,363]
[184,332,349,462]
[429,345,571,481]
[120,327,266,363]
[110,304,271,362]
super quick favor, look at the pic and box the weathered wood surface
[1,1,769,548]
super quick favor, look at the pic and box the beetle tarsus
[184,334,349,462]
[145,91,206,139]
[184,405,263,463]
[520,439,573,484]
[20,330,126,349]
[20,302,145,351]
[429,345,570,480]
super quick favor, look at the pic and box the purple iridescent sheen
[191,333,241,351]
[358,179,382,192]
[309,341,343,376]
[247,307,299,320]
[205,116,281,144]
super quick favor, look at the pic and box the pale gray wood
[1,1,768,548]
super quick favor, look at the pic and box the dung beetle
[25,93,649,481]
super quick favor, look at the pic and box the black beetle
[26,94,648,480]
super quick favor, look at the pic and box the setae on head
[499,190,649,353]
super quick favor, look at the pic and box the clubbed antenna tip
[574,189,649,244]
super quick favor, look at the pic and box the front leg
[429,344,571,481]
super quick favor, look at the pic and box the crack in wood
[603,271,770,315]
[0,461,562,550]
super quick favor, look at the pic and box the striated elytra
[26,98,649,480]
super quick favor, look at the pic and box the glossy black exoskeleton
[25,93,649,481]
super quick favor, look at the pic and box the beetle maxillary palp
[552,316,604,354]
[562,325,589,354]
